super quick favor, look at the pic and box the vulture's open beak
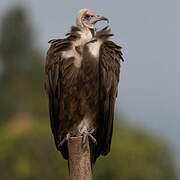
[93,15,109,24]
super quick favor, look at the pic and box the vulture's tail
[89,136,101,171]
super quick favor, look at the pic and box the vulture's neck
[89,28,96,37]
[78,27,95,44]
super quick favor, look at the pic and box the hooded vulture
[45,9,124,166]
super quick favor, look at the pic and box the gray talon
[82,134,87,144]
[89,134,97,144]
[82,131,97,145]
[58,133,70,147]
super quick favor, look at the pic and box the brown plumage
[45,9,124,167]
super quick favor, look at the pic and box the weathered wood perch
[68,136,92,180]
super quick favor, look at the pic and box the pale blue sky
[0,0,179,169]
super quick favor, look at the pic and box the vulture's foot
[58,133,70,147]
[82,130,97,145]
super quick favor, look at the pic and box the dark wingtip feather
[48,39,55,43]
[71,26,81,32]
[102,25,110,31]
[48,39,61,44]
[65,33,71,36]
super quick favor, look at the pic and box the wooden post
[68,136,92,180]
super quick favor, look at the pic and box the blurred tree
[0,6,47,124]
[0,118,178,180]
[94,123,178,180]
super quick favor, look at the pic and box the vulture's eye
[84,14,91,20]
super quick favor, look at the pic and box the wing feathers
[98,39,123,155]
[45,26,82,159]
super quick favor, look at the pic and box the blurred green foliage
[0,6,178,180]
[0,6,46,122]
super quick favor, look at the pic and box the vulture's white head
[76,9,109,29]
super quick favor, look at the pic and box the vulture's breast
[62,28,102,69]
[60,29,102,135]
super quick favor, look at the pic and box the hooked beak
[93,15,109,24]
